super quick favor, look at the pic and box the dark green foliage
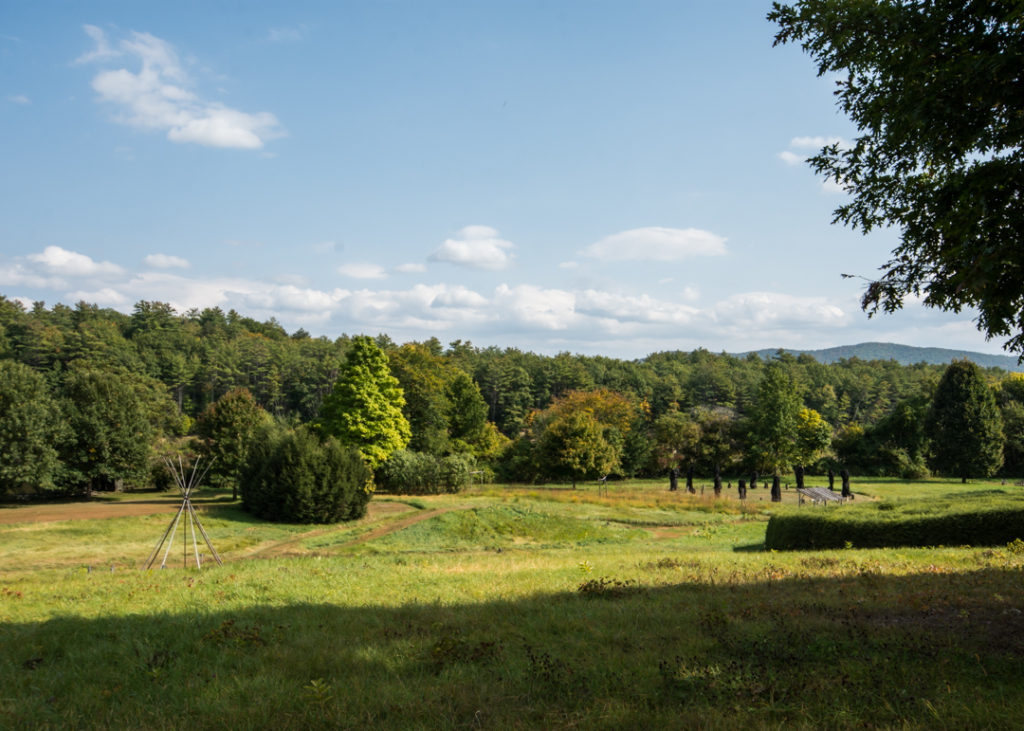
[835,396,931,478]
[926,361,1003,481]
[0,360,63,496]
[5,295,1023,489]
[241,426,371,523]
[770,1,1024,352]
[388,344,452,455]
[765,495,1024,550]
[446,371,491,454]
[195,388,270,495]
[999,400,1024,477]
[749,363,801,474]
[57,366,157,492]
[375,450,474,494]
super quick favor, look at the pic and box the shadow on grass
[731,542,765,553]
[198,503,269,524]
[3,566,1024,728]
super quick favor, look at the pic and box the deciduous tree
[195,388,271,499]
[537,410,617,488]
[58,366,158,493]
[750,363,802,474]
[794,407,832,468]
[0,360,63,496]
[770,1,1024,351]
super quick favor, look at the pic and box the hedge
[764,496,1024,550]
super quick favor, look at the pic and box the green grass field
[2,477,1023,729]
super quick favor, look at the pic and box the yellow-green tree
[537,410,617,489]
[794,407,831,467]
[317,335,410,470]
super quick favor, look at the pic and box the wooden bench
[798,487,847,505]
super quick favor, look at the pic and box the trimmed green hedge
[765,495,1024,550]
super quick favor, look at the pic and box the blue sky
[0,1,1007,357]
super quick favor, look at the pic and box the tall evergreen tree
[317,335,410,470]
[926,360,1003,482]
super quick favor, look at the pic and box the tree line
[0,296,1019,508]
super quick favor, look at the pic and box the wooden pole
[142,456,221,570]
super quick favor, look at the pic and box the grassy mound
[366,505,649,552]
[765,492,1024,550]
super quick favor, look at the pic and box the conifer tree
[926,360,1003,482]
[317,335,410,470]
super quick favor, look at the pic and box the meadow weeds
[1,477,1024,728]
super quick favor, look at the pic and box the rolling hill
[745,342,1023,371]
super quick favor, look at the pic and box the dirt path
[248,505,469,559]
[0,496,190,524]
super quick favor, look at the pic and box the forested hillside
[747,342,1024,370]
[2,295,1023,500]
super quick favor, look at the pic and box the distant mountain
[744,342,1024,371]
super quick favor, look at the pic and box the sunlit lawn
[2,477,1023,728]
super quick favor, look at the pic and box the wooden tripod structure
[142,456,223,570]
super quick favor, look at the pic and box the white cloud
[75,24,119,64]
[583,226,726,262]
[312,241,337,253]
[789,135,847,150]
[241,284,346,312]
[429,225,515,270]
[779,135,852,195]
[7,94,30,105]
[778,136,849,166]
[144,253,189,269]
[338,262,388,279]
[711,292,847,331]
[430,284,488,309]
[576,290,698,326]
[395,262,426,273]
[494,284,577,330]
[81,26,283,150]
[558,261,579,269]
[0,263,66,289]
[778,150,803,166]
[66,287,128,306]
[28,246,123,277]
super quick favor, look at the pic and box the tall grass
[2,478,1024,728]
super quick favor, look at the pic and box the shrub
[765,495,1024,550]
[375,450,474,494]
[241,425,371,523]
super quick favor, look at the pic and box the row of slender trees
[0,296,1019,504]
